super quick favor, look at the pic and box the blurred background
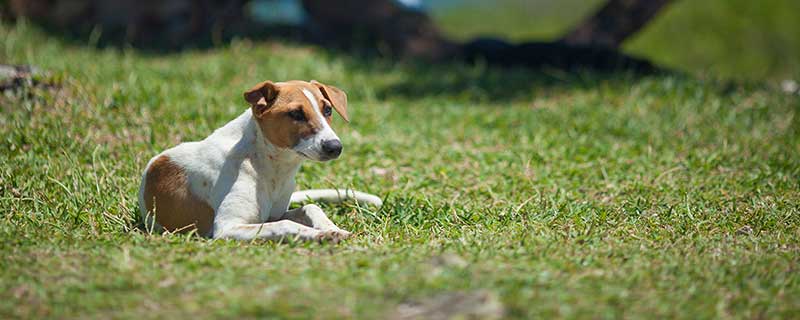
[2,0,799,81]
[431,0,799,80]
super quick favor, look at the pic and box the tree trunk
[7,0,248,49]
[300,0,457,60]
[562,0,674,48]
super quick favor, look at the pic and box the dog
[138,80,381,242]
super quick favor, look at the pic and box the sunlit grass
[1,21,799,319]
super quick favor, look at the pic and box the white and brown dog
[138,80,381,242]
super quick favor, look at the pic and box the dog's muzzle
[320,139,342,159]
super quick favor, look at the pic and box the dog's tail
[290,189,383,207]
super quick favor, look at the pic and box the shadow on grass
[338,56,677,103]
[6,19,681,104]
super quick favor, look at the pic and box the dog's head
[244,80,349,161]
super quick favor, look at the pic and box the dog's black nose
[321,139,342,157]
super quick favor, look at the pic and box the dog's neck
[249,115,304,181]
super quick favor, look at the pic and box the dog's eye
[288,109,306,121]
[322,105,332,117]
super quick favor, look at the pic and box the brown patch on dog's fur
[144,155,214,235]
[244,80,343,148]
[312,80,349,122]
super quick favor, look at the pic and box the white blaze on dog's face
[244,80,350,161]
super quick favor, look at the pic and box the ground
[1,20,799,319]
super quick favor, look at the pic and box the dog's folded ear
[244,81,279,118]
[311,80,349,122]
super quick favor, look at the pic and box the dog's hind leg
[290,189,382,206]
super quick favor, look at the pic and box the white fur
[138,106,380,241]
[291,189,383,206]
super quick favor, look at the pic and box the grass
[430,0,800,80]
[2,20,800,319]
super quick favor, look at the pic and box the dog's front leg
[281,204,352,238]
[212,186,344,242]
[214,220,347,242]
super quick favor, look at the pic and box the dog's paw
[315,230,352,243]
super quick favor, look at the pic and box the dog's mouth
[295,150,338,162]
[295,150,313,159]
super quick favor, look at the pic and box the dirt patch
[390,290,504,320]
[0,64,55,92]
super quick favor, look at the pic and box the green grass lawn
[431,0,800,81]
[2,21,799,319]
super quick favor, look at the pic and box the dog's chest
[246,158,298,222]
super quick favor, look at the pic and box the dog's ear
[311,80,349,122]
[244,81,279,118]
